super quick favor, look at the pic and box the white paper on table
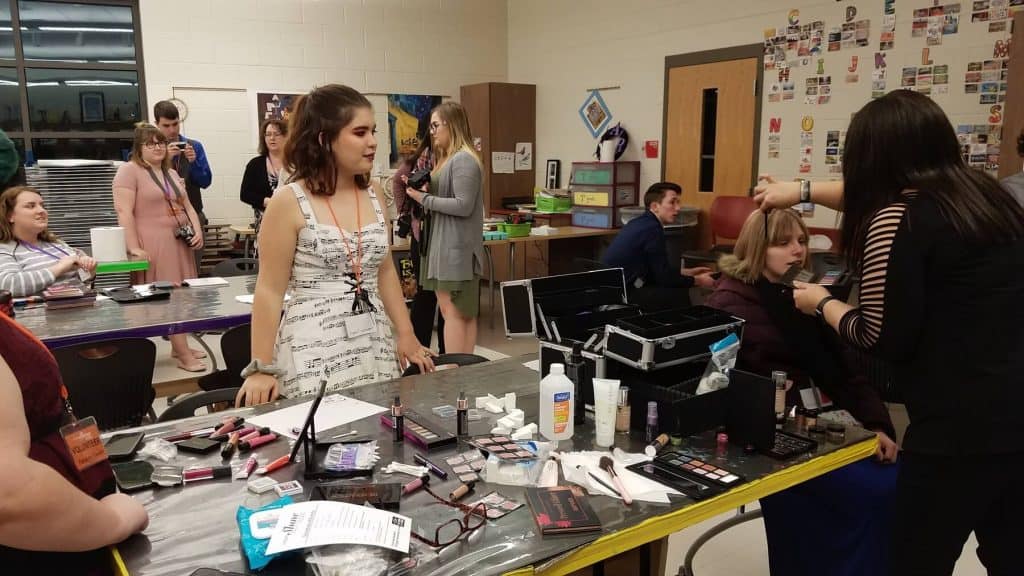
[246,393,387,439]
[523,359,540,372]
[182,277,229,287]
[234,294,290,304]
[265,501,411,555]
[560,451,681,505]
[491,151,515,174]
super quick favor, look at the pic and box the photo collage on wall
[911,3,961,45]
[828,18,871,51]
[881,0,897,49]
[957,121,1002,175]
[901,64,950,95]
[805,60,832,105]
[963,58,1009,104]
[768,117,782,159]
[970,0,1014,31]
[763,15,826,72]
[825,130,846,176]
[872,52,889,98]
[799,116,814,174]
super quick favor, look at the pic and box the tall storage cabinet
[459,82,536,214]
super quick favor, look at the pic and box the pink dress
[113,162,197,284]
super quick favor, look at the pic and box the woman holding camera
[113,123,206,372]
[756,90,1024,575]
[404,102,484,354]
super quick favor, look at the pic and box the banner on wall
[388,94,443,169]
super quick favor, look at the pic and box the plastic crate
[497,222,532,237]
[572,206,616,228]
[536,195,571,213]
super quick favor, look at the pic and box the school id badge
[59,416,109,471]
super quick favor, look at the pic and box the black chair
[157,387,241,422]
[213,257,259,277]
[52,338,157,431]
[401,353,489,377]
[197,323,251,391]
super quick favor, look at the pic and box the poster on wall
[388,94,443,169]
[579,90,613,138]
[255,91,302,125]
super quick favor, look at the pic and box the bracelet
[240,359,286,379]
[798,179,811,204]
[816,296,837,317]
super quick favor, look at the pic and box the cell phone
[170,141,187,150]
[780,263,817,287]
[111,460,154,492]
[104,431,145,461]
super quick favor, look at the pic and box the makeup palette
[652,451,745,488]
[626,459,720,500]
[466,435,538,462]
[379,409,456,451]
[466,491,524,520]
[445,451,485,483]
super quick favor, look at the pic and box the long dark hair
[841,90,1024,269]
[284,84,372,196]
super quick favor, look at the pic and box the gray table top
[111,355,875,576]
[17,276,255,347]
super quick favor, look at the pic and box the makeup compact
[445,450,486,483]
[177,436,221,454]
[651,450,745,488]
[626,459,721,500]
[765,430,818,459]
[379,409,456,451]
[313,481,403,511]
[466,435,538,462]
[466,491,523,520]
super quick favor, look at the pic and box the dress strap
[290,182,317,224]
[365,183,385,226]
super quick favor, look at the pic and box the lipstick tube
[392,396,404,443]
[183,465,232,483]
[239,427,270,443]
[163,427,215,443]
[211,417,245,439]
[235,455,258,479]
[239,433,278,452]
[413,452,448,480]
[402,474,429,495]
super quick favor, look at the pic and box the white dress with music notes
[274,182,399,398]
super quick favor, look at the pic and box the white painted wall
[138,0,508,225]
[508,0,1014,227]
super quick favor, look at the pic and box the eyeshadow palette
[379,409,457,451]
[765,430,817,460]
[466,435,538,462]
[466,491,524,520]
[652,451,745,488]
[445,450,485,482]
[626,459,721,501]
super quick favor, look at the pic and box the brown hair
[0,186,59,243]
[284,84,372,196]
[643,182,682,210]
[717,209,809,284]
[130,122,171,171]
[431,101,480,167]
[258,118,289,157]
[153,100,179,122]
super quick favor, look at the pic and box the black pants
[891,449,1023,575]
[410,234,444,354]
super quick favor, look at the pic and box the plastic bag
[324,441,380,473]
[480,441,553,486]
[696,333,740,395]
[137,437,177,462]
[237,495,296,571]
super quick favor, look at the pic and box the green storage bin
[498,222,532,237]
[536,195,571,213]
[95,260,150,274]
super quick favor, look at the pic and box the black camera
[407,168,431,191]
[396,212,412,239]
[174,223,196,244]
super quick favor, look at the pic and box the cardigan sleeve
[239,156,271,211]
[422,152,481,218]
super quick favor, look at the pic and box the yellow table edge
[111,545,129,576]
[504,436,878,576]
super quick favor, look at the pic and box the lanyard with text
[19,240,71,261]
[326,191,376,314]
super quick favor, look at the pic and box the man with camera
[154,100,213,273]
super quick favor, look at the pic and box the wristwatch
[798,179,811,204]
[816,296,837,317]
[240,359,286,379]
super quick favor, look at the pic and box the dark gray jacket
[422,150,484,281]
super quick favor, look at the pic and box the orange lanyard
[325,190,363,293]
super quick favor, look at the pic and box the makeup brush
[599,455,633,506]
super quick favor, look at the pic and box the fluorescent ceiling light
[65,80,134,86]
[38,26,133,33]
[27,81,59,86]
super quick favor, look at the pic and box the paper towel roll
[90,227,126,262]
[599,139,618,162]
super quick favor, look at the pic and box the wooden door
[665,58,759,248]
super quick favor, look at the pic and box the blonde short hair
[717,209,809,284]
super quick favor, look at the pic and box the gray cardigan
[422,149,484,282]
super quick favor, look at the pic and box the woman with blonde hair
[113,122,205,372]
[404,102,484,353]
[705,208,897,576]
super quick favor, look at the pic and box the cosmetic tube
[591,378,621,448]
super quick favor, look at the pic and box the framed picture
[80,92,105,123]
[579,90,612,138]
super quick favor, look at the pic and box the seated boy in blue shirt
[601,182,713,311]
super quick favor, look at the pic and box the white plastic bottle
[539,363,574,441]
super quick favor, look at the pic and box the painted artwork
[579,91,612,138]
[388,94,442,169]
[256,92,302,124]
